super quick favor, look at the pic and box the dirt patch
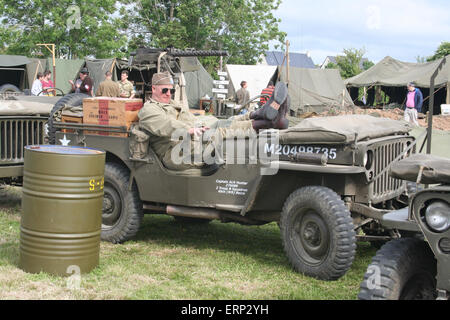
[302,107,450,131]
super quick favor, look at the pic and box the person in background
[41,70,55,96]
[259,81,275,106]
[118,70,135,99]
[236,81,250,106]
[96,71,120,97]
[404,82,423,126]
[31,72,44,96]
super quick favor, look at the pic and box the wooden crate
[61,114,83,133]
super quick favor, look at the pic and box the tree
[120,0,286,72]
[334,48,365,79]
[0,0,128,59]
[362,60,374,71]
[427,41,450,62]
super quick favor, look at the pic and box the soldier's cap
[80,67,89,74]
[152,72,174,86]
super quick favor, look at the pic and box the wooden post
[447,82,450,105]
[286,40,290,87]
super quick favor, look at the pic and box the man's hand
[188,127,209,137]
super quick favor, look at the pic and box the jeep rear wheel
[358,238,436,300]
[280,186,356,280]
[101,162,143,244]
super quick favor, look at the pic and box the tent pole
[447,82,450,105]
[286,40,290,87]
[427,56,447,154]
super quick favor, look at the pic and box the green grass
[0,186,376,300]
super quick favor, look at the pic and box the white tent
[225,64,277,100]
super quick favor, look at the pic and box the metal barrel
[19,145,105,276]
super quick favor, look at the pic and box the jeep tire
[101,162,143,244]
[358,237,436,300]
[280,186,356,281]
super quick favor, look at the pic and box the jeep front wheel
[358,238,436,300]
[101,162,143,244]
[280,186,356,281]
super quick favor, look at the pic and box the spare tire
[47,93,90,144]
[0,84,21,94]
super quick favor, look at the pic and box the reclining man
[138,72,289,170]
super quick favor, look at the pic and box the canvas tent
[0,55,31,90]
[345,56,450,112]
[184,59,215,108]
[278,66,354,114]
[225,64,278,101]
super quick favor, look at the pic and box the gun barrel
[130,47,229,57]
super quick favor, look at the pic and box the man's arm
[416,89,424,112]
[138,103,191,138]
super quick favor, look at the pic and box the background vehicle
[359,154,450,300]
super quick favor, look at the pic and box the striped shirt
[260,86,274,105]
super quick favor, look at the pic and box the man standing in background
[96,71,120,97]
[404,82,423,126]
[236,81,250,106]
[118,70,135,99]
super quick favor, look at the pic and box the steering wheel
[37,87,65,96]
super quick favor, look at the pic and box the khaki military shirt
[138,98,201,160]
[236,88,250,105]
[118,79,135,98]
[96,79,120,97]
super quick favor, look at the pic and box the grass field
[0,186,376,300]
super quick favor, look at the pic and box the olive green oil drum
[19,145,106,276]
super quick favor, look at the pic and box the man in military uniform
[138,72,289,170]
[138,72,207,170]
[96,71,120,97]
[118,70,136,99]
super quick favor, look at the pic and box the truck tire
[358,238,436,300]
[101,162,143,244]
[280,186,356,280]
[0,84,21,94]
[47,93,90,144]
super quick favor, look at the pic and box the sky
[272,0,450,66]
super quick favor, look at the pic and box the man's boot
[253,82,289,121]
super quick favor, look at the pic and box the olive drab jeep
[0,95,63,186]
[359,154,450,300]
[48,84,418,281]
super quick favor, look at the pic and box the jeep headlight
[425,201,450,232]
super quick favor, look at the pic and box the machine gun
[129,47,229,73]
[127,47,229,104]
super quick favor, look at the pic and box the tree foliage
[427,41,450,62]
[0,0,128,59]
[120,0,286,72]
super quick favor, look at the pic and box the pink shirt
[406,91,416,108]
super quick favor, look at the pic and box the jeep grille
[370,138,411,203]
[0,117,46,164]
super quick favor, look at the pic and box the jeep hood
[279,115,412,145]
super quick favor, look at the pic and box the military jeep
[0,96,62,185]
[47,89,418,281]
[359,154,450,300]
